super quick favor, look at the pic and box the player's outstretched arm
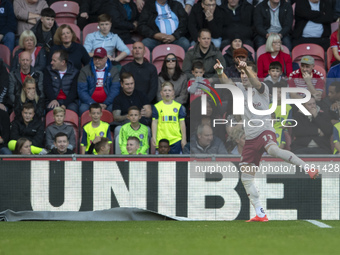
[214,59,232,84]
[238,61,262,90]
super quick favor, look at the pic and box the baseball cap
[300,55,314,65]
[233,48,248,59]
[93,47,107,58]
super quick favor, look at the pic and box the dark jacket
[44,62,79,107]
[254,0,293,38]
[49,42,90,71]
[78,59,120,106]
[79,0,113,16]
[223,46,254,68]
[188,2,225,41]
[11,47,47,72]
[8,66,44,106]
[31,20,58,53]
[291,108,333,153]
[0,109,10,149]
[111,0,139,41]
[14,95,45,120]
[293,0,333,39]
[220,0,254,40]
[10,117,45,147]
[48,148,74,155]
[186,134,228,155]
[138,0,188,40]
[0,0,17,35]
[0,59,9,108]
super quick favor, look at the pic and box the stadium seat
[82,23,99,44]
[0,45,11,67]
[256,44,290,60]
[327,47,333,70]
[57,23,81,43]
[45,109,79,153]
[152,44,185,73]
[12,45,21,58]
[51,1,79,25]
[9,112,15,122]
[80,109,114,153]
[291,43,325,69]
[221,44,255,60]
[118,44,151,66]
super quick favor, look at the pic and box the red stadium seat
[256,44,290,60]
[9,111,15,122]
[291,43,325,69]
[327,47,334,71]
[152,44,185,73]
[51,1,79,25]
[57,23,81,43]
[45,109,79,153]
[118,44,151,66]
[12,45,21,58]
[80,109,114,153]
[82,23,99,44]
[0,45,11,67]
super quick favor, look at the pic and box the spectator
[119,106,149,155]
[126,136,140,155]
[291,96,333,154]
[157,138,170,154]
[0,0,17,52]
[292,0,333,51]
[77,0,114,30]
[182,28,226,81]
[152,81,187,154]
[288,55,325,102]
[14,0,48,35]
[84,14,130,66]
[120,41,158,103]
[80,103,112,154]
[49,24,90,70]
[135,0,199,14]
[0,59,10,112]
[48,132,74,155]
[112,72,152,131]
[44,49,79,113]
[11,30,47,72]
[87,136,111,154]
[253,0,293,50]
[186,124,228,154]
[45,107,76,151]
[187,60,211,103]
[257,33,292,79]
[225,47,249,78]
[111,0,139,44]
[13,137,31,155]
[78,47,120,115]
[8,102,46,154]
[329,22,340,67]
[31,7,57,55]
[0,109,11,154]
[263,61,284,94]
[138,0,190,51]
[8,51,44,112]
[157,53,188,104]
[223,34,254,68]
[228,127,245,155]
[188,0,225,48]
[326,62,340,95]
[319,81,340,124]
[220,0,254,49]
[14,76,44,119]
[333,122,340,154]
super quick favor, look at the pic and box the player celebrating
[213,59,318,222]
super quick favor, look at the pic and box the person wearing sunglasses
[157,53,188,105]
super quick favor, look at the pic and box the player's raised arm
[214,59,232,84]
[238,61,262,91]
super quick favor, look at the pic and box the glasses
[273,41,282,44]
[166,58,177,63]
[203,3,216,7]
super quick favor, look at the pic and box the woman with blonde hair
[14,76,44,119]
[49,24,90,70]
[11,30,46,71]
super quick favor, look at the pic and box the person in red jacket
[257,33,292,79]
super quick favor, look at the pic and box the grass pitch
[0,220,338,255]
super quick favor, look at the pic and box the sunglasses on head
[166,58,177,62]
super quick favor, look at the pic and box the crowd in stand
[0,0,340,156]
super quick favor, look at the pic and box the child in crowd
[48,132,73,155]
[152,82,187,154]
[45,107,76,151]
[87,136,110,155]
[264,61,283,95]
[187,61,211,103]
[158,139,170,155]
[9,102,47,154]
[80,103,112,154]
[119,106,149,155]
[126,136,140,155]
